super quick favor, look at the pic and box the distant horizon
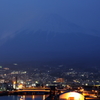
[0,54,100,67]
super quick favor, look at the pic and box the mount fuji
[0,13,100,64]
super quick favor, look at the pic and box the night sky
[0,0,100,65]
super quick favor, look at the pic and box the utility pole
[15,76,17,89]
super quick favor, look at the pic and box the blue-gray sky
[0,0,100,34]
[0,0,100,63]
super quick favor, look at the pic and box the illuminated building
[56,78,64,83]
[59,92,84,100]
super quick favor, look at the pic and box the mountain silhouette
[0,14,100,64]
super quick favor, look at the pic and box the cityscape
[0,62,100,89]
[0,62,100,100]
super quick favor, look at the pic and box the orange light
[32,95,35,100]
[95,90,98,93]
[59,92,84,100]
[18,84,23,89]
[43,95,45,100]
[13,81,16,84]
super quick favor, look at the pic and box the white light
[32,84,36,86]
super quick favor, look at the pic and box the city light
[59,92,84,100]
